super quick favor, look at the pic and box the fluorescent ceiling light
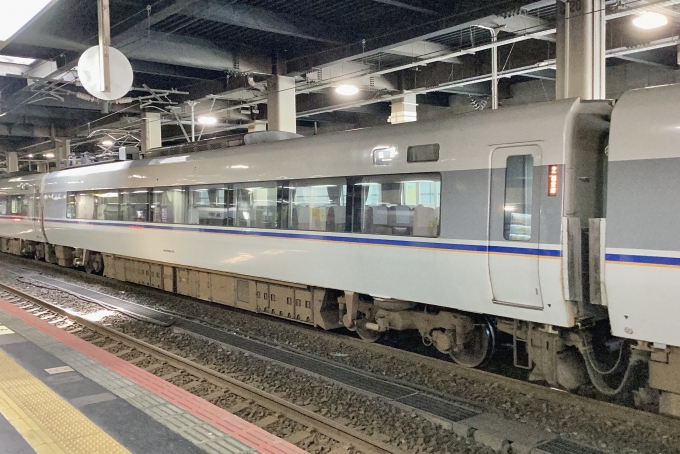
[0,55,36,65]
[101,139,114,146]
[198,116,217,125]
[27,154,33,158]
[0,0,53,41]
[43,152,55,158]
[633,12,668,29]
[336,84,359,96]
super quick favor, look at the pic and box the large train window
[94,191,120,220]
[151,187,186,224]
[286,178,348,232]
[354,173,441,237]
[0,196,7,215]
[503,155,533,241]
[187,185,233,226]
[10,195,29,217]
[120,190,150,222]
[234,183,278,229]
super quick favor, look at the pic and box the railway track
[0,282,406,454]
[2,256,680,454]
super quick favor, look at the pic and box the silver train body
[2,83,680,411]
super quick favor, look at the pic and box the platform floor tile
[0,348,130,454]
[0,304,305,454]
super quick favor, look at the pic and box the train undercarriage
[3,236,680,416]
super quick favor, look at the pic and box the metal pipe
[97,0,111,94]
[173,112,191,143]
[475,25,501,110]
[186,101,198,142]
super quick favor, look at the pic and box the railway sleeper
[5,238,680,415]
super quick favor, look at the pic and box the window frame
[60,171,442,238]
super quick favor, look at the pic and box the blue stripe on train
[3,216,562,257]
[605,253,680,266]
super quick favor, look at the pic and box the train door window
[10,195,29,216]
[0,196,7,215]
[151,187,186,224]
[503,155,533,241]
[120,189,150,222]
[234,183,278,229]
[93,191,119,220]
[353,173,441,237]
[287,178,348,232]
[187,185,233,226]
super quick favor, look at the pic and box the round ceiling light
[633,11,668,29]
[336,84,359,96]
[44,153,55,159]
[101,139,114,147]
[198,116,218,125]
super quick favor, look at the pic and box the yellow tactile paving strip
[0,348,131,454]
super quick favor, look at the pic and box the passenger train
[2,83,680,413]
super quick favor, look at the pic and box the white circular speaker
[77,46,133,101]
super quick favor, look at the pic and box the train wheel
[355,318,383,343]
[449,317,496,368]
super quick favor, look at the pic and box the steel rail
[0,282,405,454]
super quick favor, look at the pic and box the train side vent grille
[236,280,250,303]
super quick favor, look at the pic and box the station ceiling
[0,0,679,164]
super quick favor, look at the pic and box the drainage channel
[10,267,606,454]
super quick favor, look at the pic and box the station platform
[0,299,305,454]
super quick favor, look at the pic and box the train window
[10,195,29,216]
[66,193,76,219]
[46,193,67,219]
[234,183,278,229]
[0,196,7,215]
[120,189,150,222]
[187,185,234,226]
[353,173,441,237]
[503,155,533,241]
[93,191,120,220]
[407,144,439,163]
[286,178,348,232]
[72,192,97,219]
[151,187,186,224]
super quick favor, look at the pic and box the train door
[488,145,543,308]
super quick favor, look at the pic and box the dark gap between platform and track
[8,267,604,454]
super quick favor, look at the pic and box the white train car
[3,83,680,412]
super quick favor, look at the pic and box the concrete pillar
[6,152,18,173]
[37,161,49,173]
[248,121,267,133]
[555,0,605,100]
[141,112,162,153]
[58,139,70,169]
[267,75,296,133]
[387,92,417,124]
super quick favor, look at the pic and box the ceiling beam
[183,0,348,45]
[111,0,204,47]
[369,0,437,14]
[285,6,555,75]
